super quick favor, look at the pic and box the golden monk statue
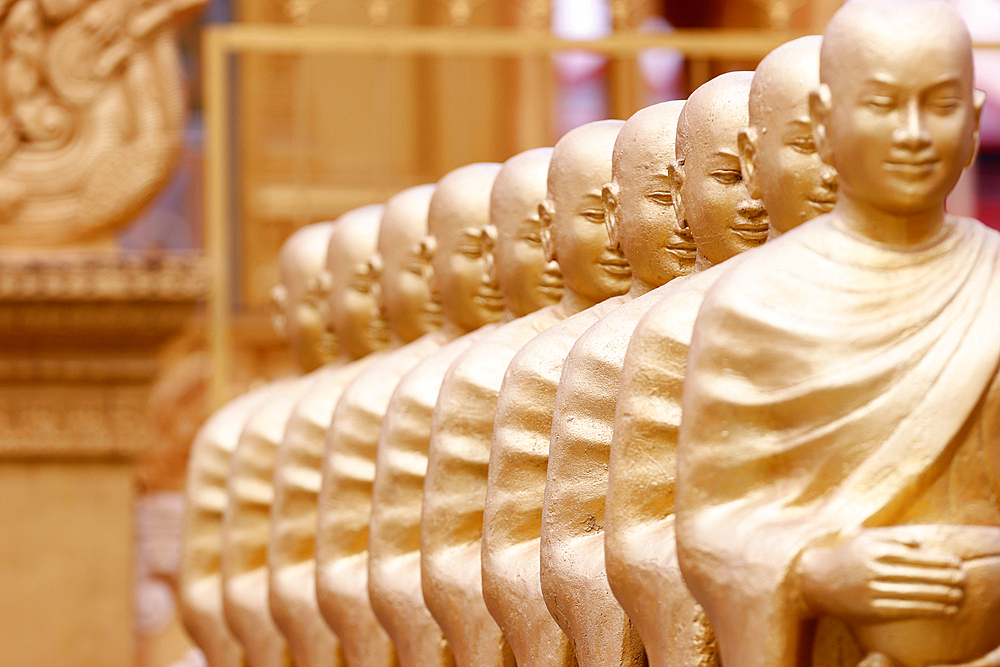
[180,221,338,667]
[538,99,689,667]
[316,164,502,667]
[222,219,356,667]
[676,4,1000,667]
[310,183,438,667]
[480,118,640,667]
[604,49,837,667]
[420,146,561,667]
[367,160,510,667]
[268,204,390,667]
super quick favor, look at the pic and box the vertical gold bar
[205,27,234,411]
[688,56,711,91]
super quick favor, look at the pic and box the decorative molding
[0,252,207,458]
[0,383,153,457]
[0,252,208,302]
[0,0,208,247]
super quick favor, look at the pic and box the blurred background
[2,0,999,665]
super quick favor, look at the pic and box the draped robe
[676,216,1000,667]
[421,305,565,667]
[267,354,384,667]
[482,294,629,667]
[368,322,500,667]
[604,264,733,667]
[316,331,449,667]
[181,381,281,667]
[222,374,319,667]
[541,277,695,667]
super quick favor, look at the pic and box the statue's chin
[849,525,1000,667]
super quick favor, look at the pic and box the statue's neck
[555,287,598,319]
[835,196,946,248]
[439,318,468,341]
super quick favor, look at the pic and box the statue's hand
[798,530,966,622]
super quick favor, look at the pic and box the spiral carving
[0,0,204,246]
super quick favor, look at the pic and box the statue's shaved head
[676,71,753,163]
[750,35,822,132]
[821,0,973,94]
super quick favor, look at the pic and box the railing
[203,22,1000,406]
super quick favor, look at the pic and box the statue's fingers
[878,544,962,569]
[869,580,964,605]
[874,563,967,587]
[869,596,960,619]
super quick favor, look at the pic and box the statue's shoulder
[238,374,315,444]
[291,358,376,431]
[194,380,288,454]
[447,308,560,385]
[514,296,627,373]
[636,263,737,351]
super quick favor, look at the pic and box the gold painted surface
[538,99,689,667]
[0,0,203,247]
[480,119,628,667]
[315,169,501,667]
[368,163,503,667]
[676,4,1000,667]
[268,361,379,667]
[421,307,561,667]
[0,461,134,667]
[181,381,282,667]
[316,332,445,667]
[418,148,558,667]
[268,205,388,667]
[603,70,760,667]
[182,222,336,667]
[607,37,836,667]
[223,375,317,667]
[0,251,201,667]
[202,22,865,404]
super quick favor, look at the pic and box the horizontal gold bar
[207,24,1000,58]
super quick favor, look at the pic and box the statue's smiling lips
[883,157,940,178]
[474,287,505,310]
[599,256,632,276]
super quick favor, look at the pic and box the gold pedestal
[0,252,205,667]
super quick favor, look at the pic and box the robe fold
[368,323,499,667]
[268,355,382,667]
[316,332,448,667]
[181,381,280,667]
[483,295,628,667]
[421,306,563,667]
[542,282,691,667]
[604,265,730,667]
[676,216,1000,667]
[222,374,318,667]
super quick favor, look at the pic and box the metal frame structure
[203,23,998,406]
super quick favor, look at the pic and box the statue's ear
[418,235,438,296]
[969,88,987,167]
[367,252,386,312]
[602,181,622,253]
[270,284,289,341]
[809,83,834,167]
[481,223,499,286]
[668,160,687,229]
[738,127,762,201]
[539,199,556,263]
